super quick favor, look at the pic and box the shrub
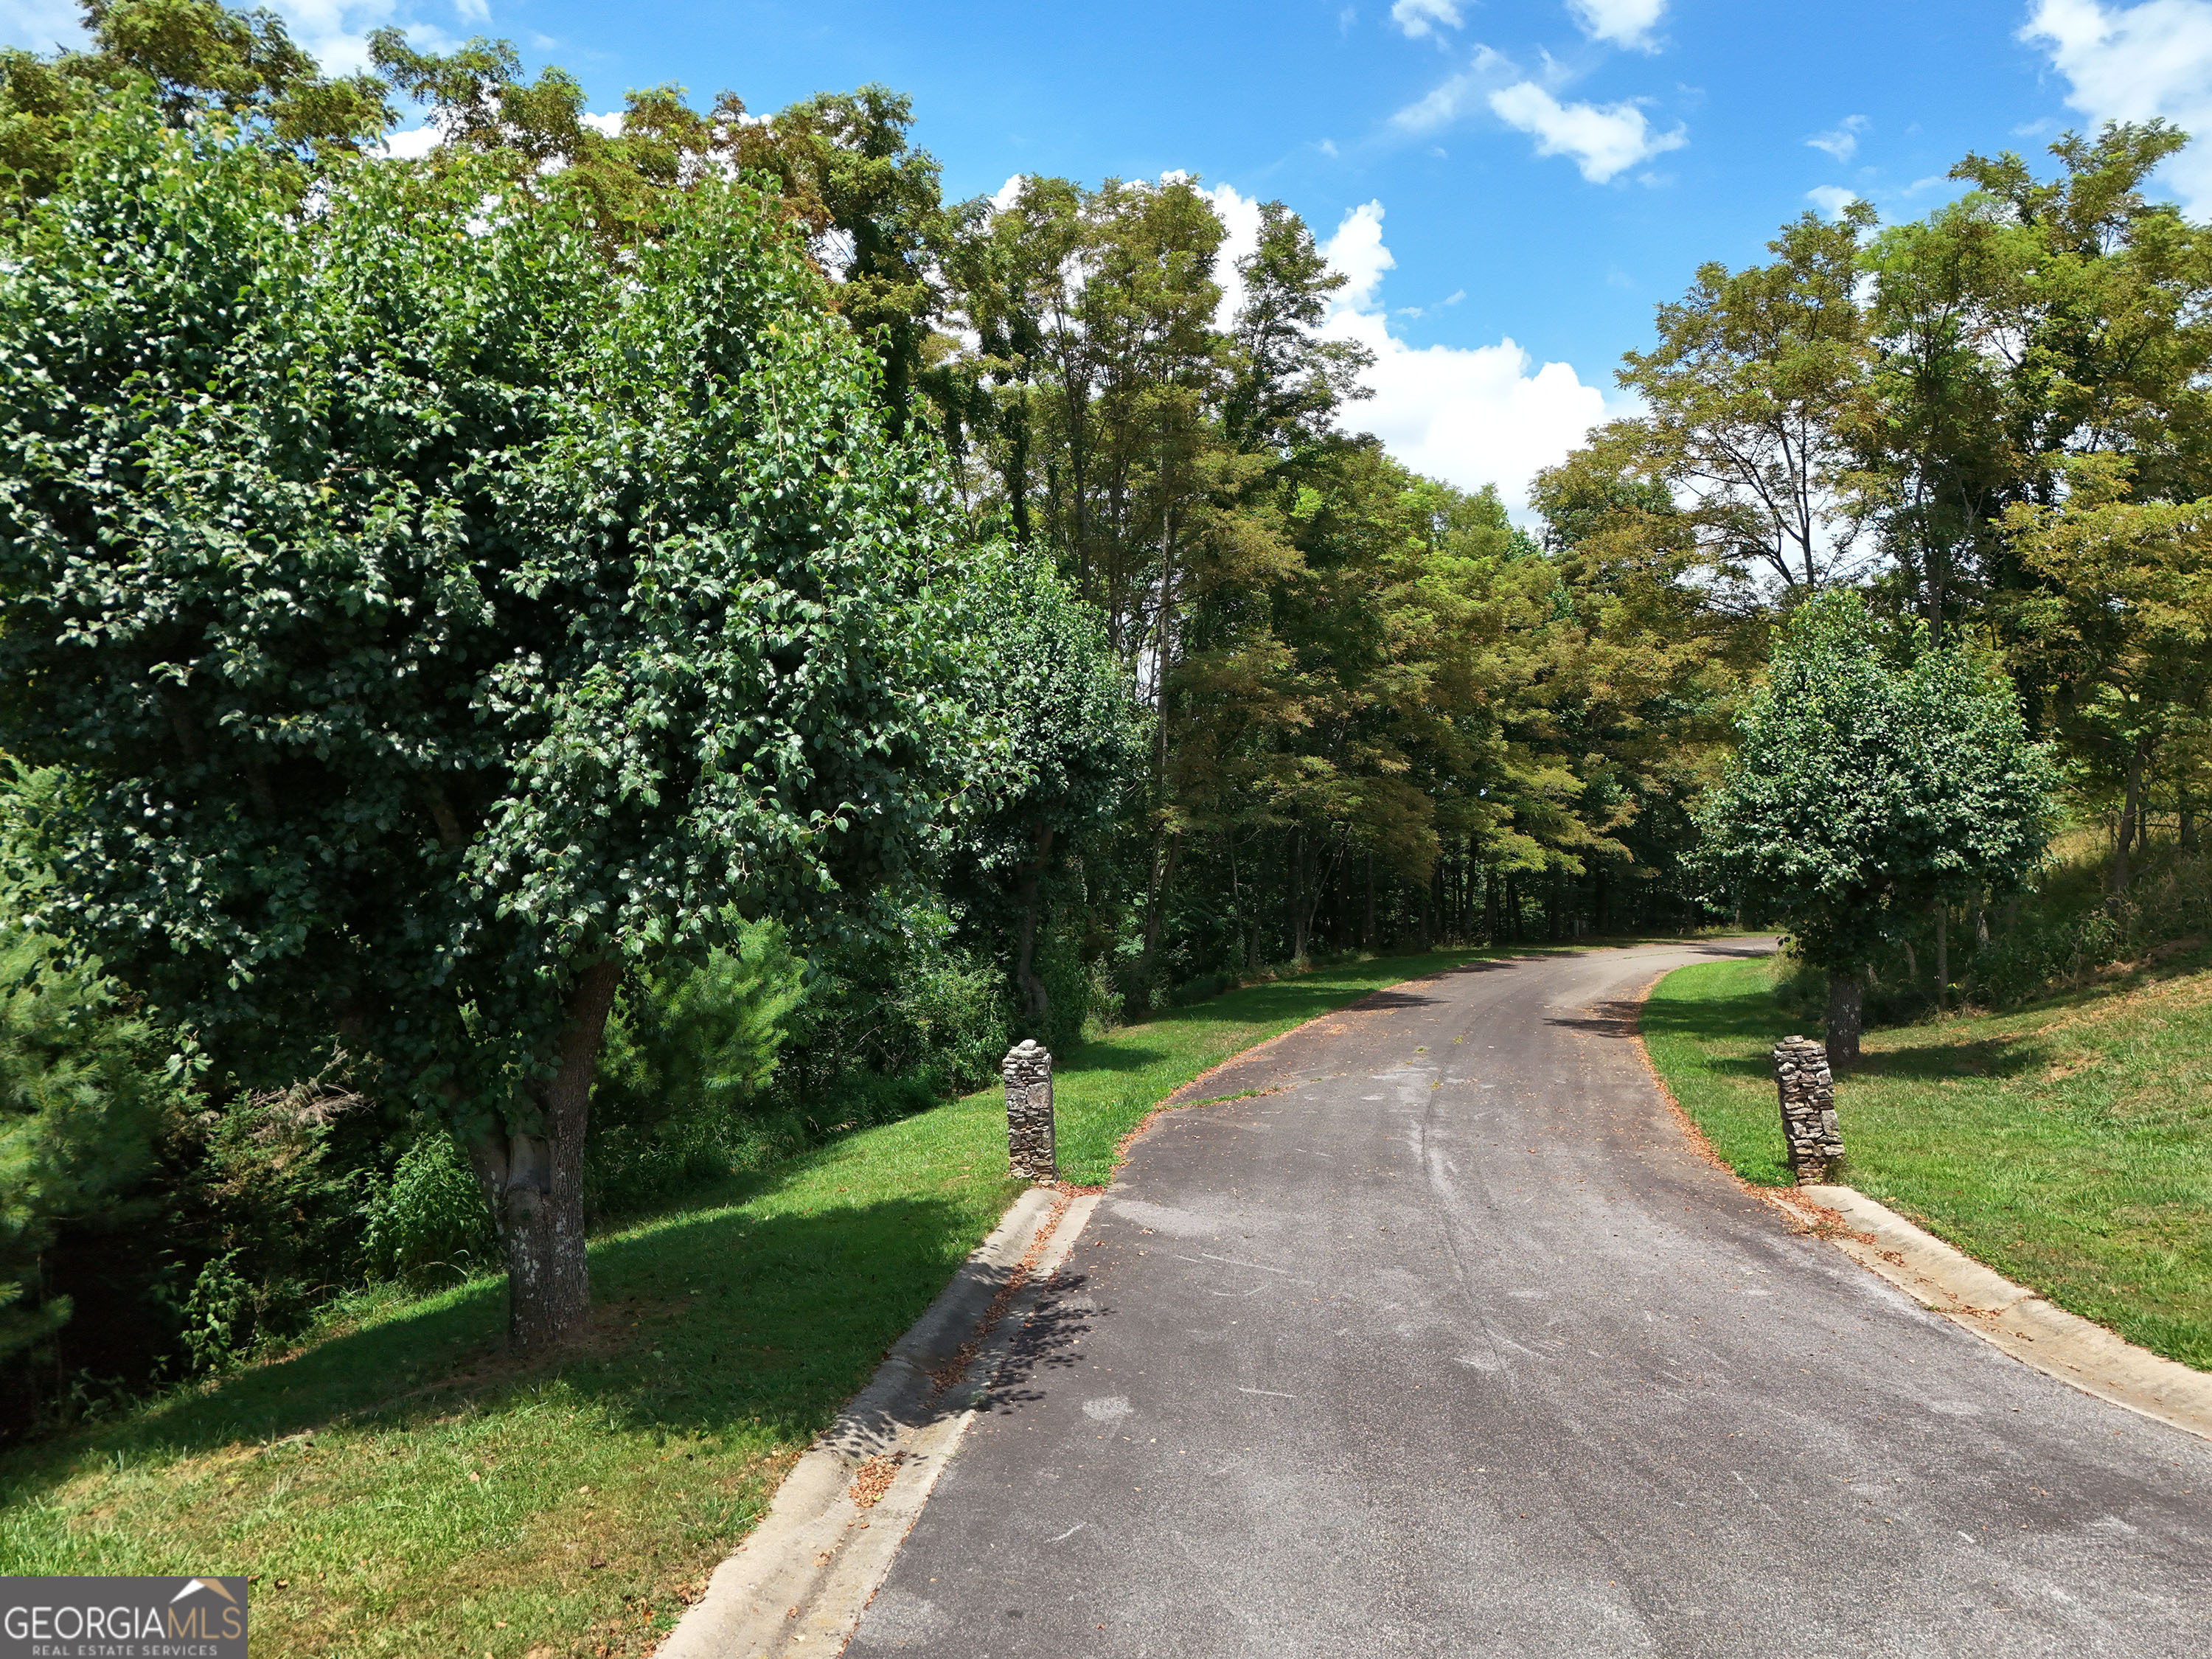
[167,1071,377,1371]
[0,928,181,1368]
[359,1126,495,1285]
[588,919,809,1214]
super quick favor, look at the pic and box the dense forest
[1,2,2206,1427]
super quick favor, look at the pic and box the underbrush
[1756,841,2211,1030]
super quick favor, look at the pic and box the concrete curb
[1799,1183,2212,1445]
[655,1185,1101,1659]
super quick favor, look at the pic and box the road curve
[849,942,2212,1658]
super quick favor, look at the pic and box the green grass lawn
[1642,953,2212,1372]
[0,945,1500,1658]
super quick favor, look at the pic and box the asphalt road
[847,941,2212,1658]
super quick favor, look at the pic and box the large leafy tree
[2006,465,2212,891]
[372,36,959,428]
[1857,122,2212,640]
[0,0,388,202]
[1691,591,2056,1060]
[946,546,1135,1024]
[1578,206,1876,605]
[0,98,966,1349]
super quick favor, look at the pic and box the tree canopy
[0,91,968,1347]
[1691,591,2057,1058]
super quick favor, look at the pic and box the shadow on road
[982,1270,1099,1416]
[1545,998,1645,1040]
[1347,987,1448,1010]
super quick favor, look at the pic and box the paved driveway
[849,942,2212,1657]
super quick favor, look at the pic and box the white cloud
[1202,181,1267,333]
[1488,81,1686,182]
[1806,114,1868,161]
[1323,203,1615,510]
[1201,187,1609,511]
[1389,44,1509,134]
[1392,70,1485,135]
[1565,0,1667,52]
[1391,0,1463,41]
[991,173,1026,212]
[257,3,401,74]
[1805,185,1862,219]
[379,125,442,159]
[2023,0,2212,216]
[580,111,625,139]
[1229,196,1614,514]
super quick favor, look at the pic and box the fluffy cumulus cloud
[2022,0,2212,216]
[1391,0,1464,41]
[1387,50,1500,135]
[379,124,442,158]
[1805,184,1861,220]
[1486,81,1686,182]
[1565,0,1667,52]
[249,1,406,73]
[1806,114,1868,161]
[1321,203,1615,507]
[1206,184,1614,512]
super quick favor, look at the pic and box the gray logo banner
[1,1577,248,1658]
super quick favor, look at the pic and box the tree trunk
[470,958,622,1354]
[1825,968,1863,1067]
[1301,833,1338,959]
[1013,826,1055,1023]
[1362,852,1376,949]
[1139,825,1178,979]
[1933,900,1949,1011]
[2109,754,2145,895]
[1288,828,1307,962]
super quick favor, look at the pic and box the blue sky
[7,0,2211,507]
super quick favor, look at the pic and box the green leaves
[1692,591,2058,971]
[0,921,186,1363]
[0,94,970,1134]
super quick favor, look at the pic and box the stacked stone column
[1770,1034,1843,1185]
[1002,1039,1056,1183]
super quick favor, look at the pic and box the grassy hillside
[0,945,1492,1659]
[1643,950,2212,1371]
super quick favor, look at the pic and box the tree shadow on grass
[1639,981,1790,1080]
[0,1194,999,1498]
[1849,1034,2045,1085]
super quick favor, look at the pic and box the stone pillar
[1771,1034,1843,1185]
[1002,1039,1056,1183]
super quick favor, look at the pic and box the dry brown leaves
[847,1455,899,1509]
